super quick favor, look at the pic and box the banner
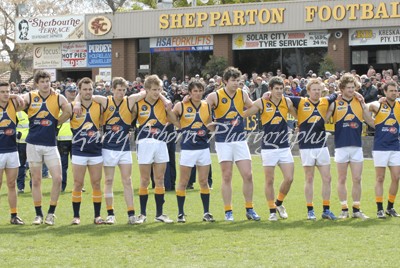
[15,15,84,44]
[349,27,400,46]
[87,41,112,67]
[62,42,87,68]
[150,35,213,52]
[96,68,112,82]
[232,31,329,50]
[33,43,62,69]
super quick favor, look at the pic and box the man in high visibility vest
[57,84,76,192]
[16,110,29,193]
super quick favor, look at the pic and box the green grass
[0,154,398,267]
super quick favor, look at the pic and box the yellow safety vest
[57,111,73,141]
[16,111,29,143]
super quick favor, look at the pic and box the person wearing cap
[361,77,378,103]
[102,82,113,97]
[126,82,135,96]
[57,84,76,192]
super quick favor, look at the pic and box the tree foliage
[318,55,336,77]
[201,55,228,77]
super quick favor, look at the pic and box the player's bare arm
[206,92,217,109]
[243,98,262,118]
[128,90,147,108]
[243,90,254,109]
[58,94,72,125]
[325,102,335,122]
[362,101,375,128]
[286,97,298,118]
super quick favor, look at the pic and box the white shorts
[215,141,251,163]
[102,149,132,166]
[334,147,363,163]
[372,151,400,167]
[0,151,20,169]
[27,143,61,167]
[180,148,211,167]
[300,147,331,166]
[137,138,169,164]
[261,148,294,166]
[71,155,103,166]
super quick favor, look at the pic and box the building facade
[15,0,400,82]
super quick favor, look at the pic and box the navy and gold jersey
[260,97,289,149]
[0,99,17,153]
[332,98,363,148]
[70,101,102,156]
[214,88,246,142]
[26,91,60,146]
[373,101,400,151]
[136,98,168,141]
[180,100,210,150]
[291,94,337,149]
[103,96,132,151]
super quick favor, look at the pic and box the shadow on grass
[0,217,398,238]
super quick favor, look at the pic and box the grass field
[0,154,399,267]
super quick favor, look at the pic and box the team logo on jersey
[389,127,398,134]
[40,119,52,126]
[226,111,238,119]
[266,103,272,108]
[108,117,120,125]
[385,118,397,126]
[146,119,157,126]
[82,122,94,130]
[141,105,148,111]
[304,102,310,107]
[271,117,282,125]
[197,129,206,136]
[36,111,49,119]
[307,115,321,123]
[34,96,40,102]
[221,98,228,104]
[4,128,15,136]
[349,122,359,129]
[344,114,355,121]
[0,119,11,127]
[109,106,115,112]
[338,101,344,106]
[191,122,203,129]
[187,107,193,113]
[383,104,388,109]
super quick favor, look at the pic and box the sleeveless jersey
[70,101,102,156]
[291,93,337,149]
[26,91,60,146]
[214,88,246,142]
[260,97,289,149]
[0,99,17,153]
[180,100,210,150]
[373,101,400,151]
[332,98,363,148]
[136,98,168,142]
[103,96,132,151]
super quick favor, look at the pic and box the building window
[352,51,368,65]
[377,50,400,64]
